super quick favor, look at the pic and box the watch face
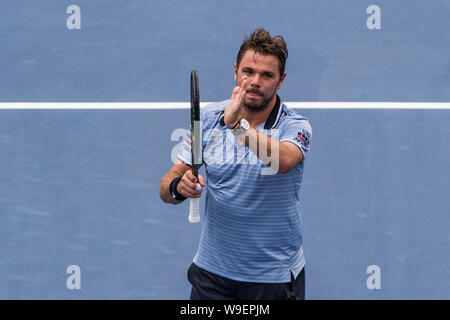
[231,119,249,136]
[241,119,250,130]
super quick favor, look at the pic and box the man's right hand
[177,170,205,199]
[223,77,249,128]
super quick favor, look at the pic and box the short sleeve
[177,102,223,167]
[177,128,193,166]
[279,117,312,160]
[177,111,205,166]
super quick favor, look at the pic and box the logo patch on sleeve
[184,131,192,147]
[294,129,311,148]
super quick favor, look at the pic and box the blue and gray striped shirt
[178,96,312,283]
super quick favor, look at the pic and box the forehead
[238,50,279,74]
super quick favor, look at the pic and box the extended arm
[238,128,303,174]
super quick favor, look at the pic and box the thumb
[197,174,206,187]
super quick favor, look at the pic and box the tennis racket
[188,70,201,223]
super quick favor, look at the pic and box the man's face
[235,50,286,112]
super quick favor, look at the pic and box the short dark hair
[236,28,288,77]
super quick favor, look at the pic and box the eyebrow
[242,67,276,77]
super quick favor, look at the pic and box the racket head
[190,70,200,176]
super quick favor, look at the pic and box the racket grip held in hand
[188,198,200,223]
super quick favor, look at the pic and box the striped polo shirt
[178,96,312,283]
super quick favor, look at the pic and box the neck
[242,94,278,128]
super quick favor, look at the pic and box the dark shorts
[187,263,305,300]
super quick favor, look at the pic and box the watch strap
[230,119,241,129]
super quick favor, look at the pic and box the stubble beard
[243,92,275,113]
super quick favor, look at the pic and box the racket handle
[188,198,200,223]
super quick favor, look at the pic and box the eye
[262,72,275,79]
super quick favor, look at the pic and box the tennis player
[159,28,312,300]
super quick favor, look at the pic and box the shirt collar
[263,95,282,129]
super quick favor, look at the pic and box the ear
[234,63,238,83]
[277,72,286,90]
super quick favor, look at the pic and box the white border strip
[0,102,449,109]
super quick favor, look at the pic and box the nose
[248,73,261,87]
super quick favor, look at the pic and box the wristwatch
[231,119,250,136]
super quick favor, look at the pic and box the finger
[240,75,248,86]
[179,183,202,198]
[197,175,206,187]
[183,171,199,189]
[238,80,248,101]
[185,169,199,182]
[240,78,249,92]
[179,176,200,194]
[231,86,240,100]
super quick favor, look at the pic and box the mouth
[246,90,263,97]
